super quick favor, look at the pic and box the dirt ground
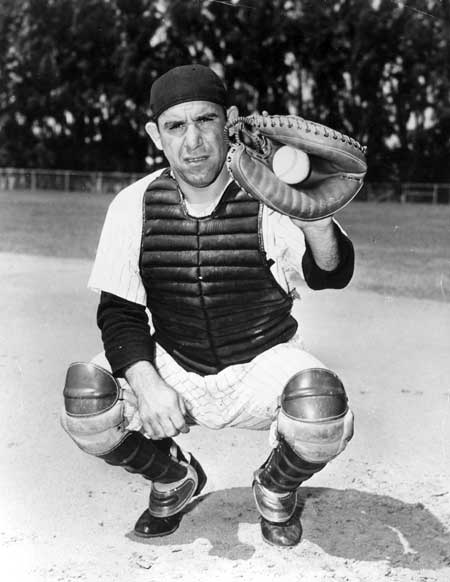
[0,251,449,582]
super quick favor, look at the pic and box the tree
[0,0,162,170]
[0,0,449,181]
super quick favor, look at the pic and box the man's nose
[184,122,203,149]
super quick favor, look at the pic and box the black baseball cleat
[134,452,207,538]
[134,511,183,538]
[259,513,302,547]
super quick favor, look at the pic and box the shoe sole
[134,513,182,538]
[261,535,298,548]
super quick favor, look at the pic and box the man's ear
[145,121,163,151]
[226,105,239,124]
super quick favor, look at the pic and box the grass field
[0,189,449,302]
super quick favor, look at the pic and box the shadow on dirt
[127,486,450,569]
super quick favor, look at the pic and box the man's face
[150,101,230,188]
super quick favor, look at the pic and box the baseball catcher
[60,64,366,547]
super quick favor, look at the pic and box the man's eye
[198,116,215,124]
[168,123,185,132]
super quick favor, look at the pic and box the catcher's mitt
[225,114,367,221]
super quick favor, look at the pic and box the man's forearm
[291,217,355,290]
[124,360,165,396]
[296,219,340,271]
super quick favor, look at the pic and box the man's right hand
[124,360,190,439]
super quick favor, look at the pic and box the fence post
[96,172,103,193]
[400,183,407,204]
[64,170,70,192]
[30,169,36,191]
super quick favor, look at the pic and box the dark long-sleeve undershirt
[96,292,155,376]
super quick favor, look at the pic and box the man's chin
[178,167,221,188]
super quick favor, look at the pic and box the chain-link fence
[361,182,450,204]
[0,168,147,194]
[1,167,450,203]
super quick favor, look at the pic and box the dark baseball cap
[149,64,227,120]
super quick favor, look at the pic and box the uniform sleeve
[87,187,147,305]
[88,172,165,305]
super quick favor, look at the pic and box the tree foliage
[0,0,449,180]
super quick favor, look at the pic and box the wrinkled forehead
[158,100,225,124]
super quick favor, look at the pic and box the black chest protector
[139,173,298,375]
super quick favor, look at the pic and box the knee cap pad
[277,368,354,463]
[61,362,127,455]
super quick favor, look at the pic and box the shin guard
[259,438,326,493]
[100,431,187,483]
[254,368,354,524]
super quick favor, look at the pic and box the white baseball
[272,146,310,184]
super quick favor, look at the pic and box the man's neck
[174,165,230,204]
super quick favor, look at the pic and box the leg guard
[254,368,354,524]
[61,362,202,516]
[100,431,188,483]
[61,361,127,455]
[257,439,326,495]
[61,361,187,480]
[277,367,354,464]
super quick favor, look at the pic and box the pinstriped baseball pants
[91,333,328,434]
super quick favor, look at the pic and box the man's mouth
[185,155,209,164]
